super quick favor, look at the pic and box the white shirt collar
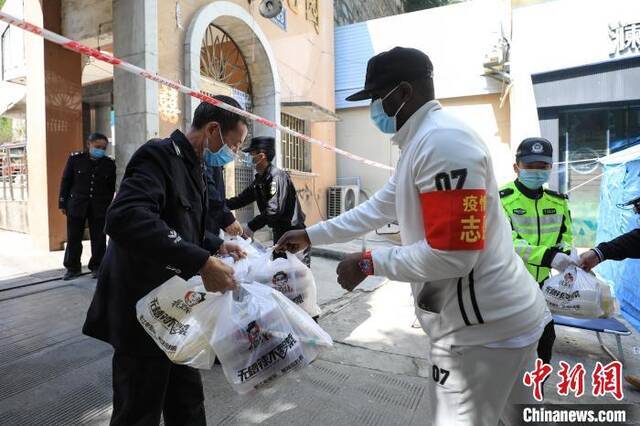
[391,100,442,148]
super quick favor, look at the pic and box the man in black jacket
[82,97,247,426]
[580,195,640,271]
[226,136,310,266]
[59,133,116,280]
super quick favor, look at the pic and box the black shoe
[63,270,82,281]
[91,271,98,279]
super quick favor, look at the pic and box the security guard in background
[59,133,116,280]
[500,137,574,369]
[226,136,310,266]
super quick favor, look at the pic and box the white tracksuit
[307,101,548,425]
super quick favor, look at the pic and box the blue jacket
[205,165,236,237]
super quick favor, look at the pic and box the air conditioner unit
[327,185,359,218]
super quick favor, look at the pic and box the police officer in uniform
[59,133,116,280]
[499,137,575,370]
[226,136,310,266]
[82,98,247,425]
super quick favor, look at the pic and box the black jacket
[204,165,236,236]
[226,164,305,235]
[597,228,640,261]
[82,130,211,355]
[59,152,116,217]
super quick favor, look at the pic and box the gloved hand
[551,252,577,272]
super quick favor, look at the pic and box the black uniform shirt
[226,164,305,234]
[59,152,116,217]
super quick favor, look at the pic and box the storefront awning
[281,101,339,122]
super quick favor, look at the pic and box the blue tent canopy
[595,145,640,330]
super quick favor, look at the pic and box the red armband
[420,189,487,250]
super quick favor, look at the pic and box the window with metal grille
[0,142,28,202]
[281,113,310,172]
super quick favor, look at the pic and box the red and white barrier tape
[0,11,394,171]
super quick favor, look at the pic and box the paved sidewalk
[0,230,92,284]
[2,229,640,424]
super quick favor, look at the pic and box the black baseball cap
[346,47,434,102]
[516,138,553,164]
[243,136,275,154]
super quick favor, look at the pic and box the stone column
[112,0,158,181]
[24,0,83,250]
[94,104,112,139]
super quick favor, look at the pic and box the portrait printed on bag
[246,320,272,351]
[272,271,294,294]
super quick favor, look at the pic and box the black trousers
[536,280,556,365]
[537,319,556,365]
[110,353,206,426]
[63,205,106,272]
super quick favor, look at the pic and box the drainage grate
[0,337,111,400]
[304,364,350,395]
[358,373,425,411]
[0,381,111,426]
[356,408,408,426]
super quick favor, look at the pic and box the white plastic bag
[223,236,266,259]
[210,282,332,394]
[595,275,620,318]
[135,276,218,369]
[137,276,332,393]
[542,266,603,318]
[247,251,321,317]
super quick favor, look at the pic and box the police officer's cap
[516,138,553,164]
[243,136,275,155]
[346,47,434,102]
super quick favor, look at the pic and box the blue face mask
[369,85,407,134]
[236,151,254,167]
[519,169,551,189]
[90,147,106,159]
[204,128,236,167]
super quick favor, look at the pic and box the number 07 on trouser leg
[427,341,536,426]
